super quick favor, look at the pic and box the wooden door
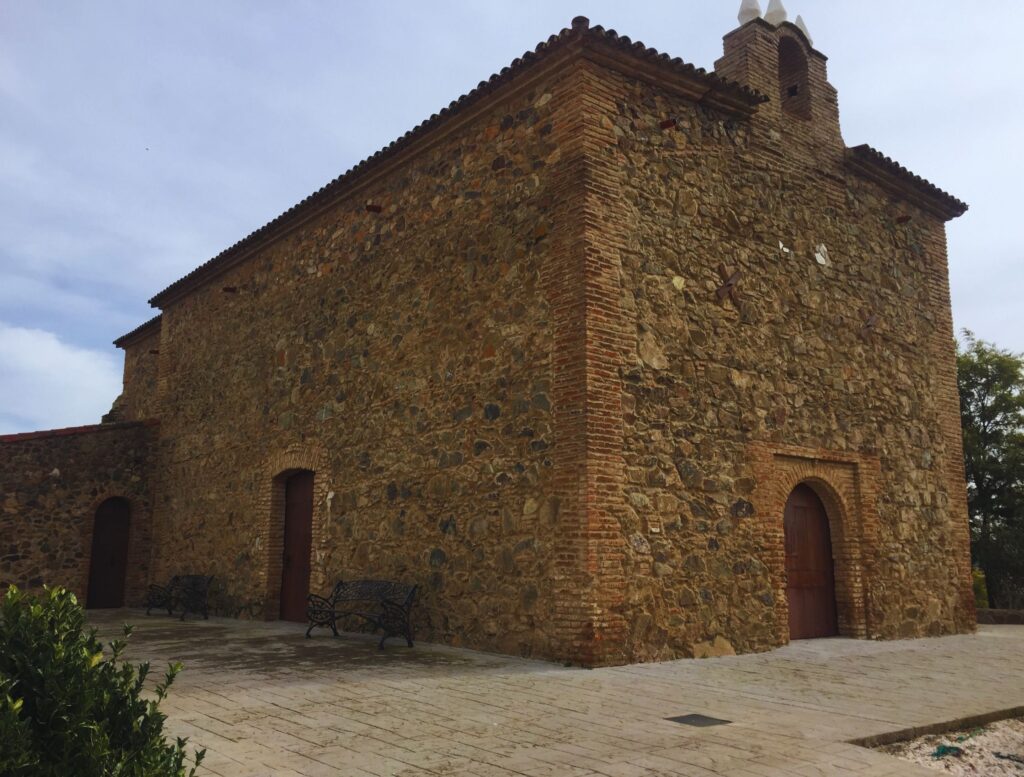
[86,498,131,609]
[279,471,313,622]
[784,485,838,640]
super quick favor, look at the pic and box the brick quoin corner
[0,13,974,666]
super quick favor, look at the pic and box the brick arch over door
[85,497,131,608]
[80,492,151,607]
[258,444,331,619]
[749,443,882,644]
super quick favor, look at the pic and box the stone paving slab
[88,612,1024,777]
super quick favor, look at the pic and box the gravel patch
[880,717,1024,774]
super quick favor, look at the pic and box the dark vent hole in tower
[778,37,811,120]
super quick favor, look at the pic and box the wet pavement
[87,611,1024,777]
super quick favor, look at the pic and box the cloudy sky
[1,1,1021,434]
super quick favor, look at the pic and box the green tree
[957,330,1024,608]
[0,585,204,776]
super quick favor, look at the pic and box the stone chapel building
[0,8,975,666]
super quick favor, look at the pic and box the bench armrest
[379,598,411,617]
[306,593,335,614]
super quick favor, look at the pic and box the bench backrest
[176,574,214,594]
[330,580,416,607]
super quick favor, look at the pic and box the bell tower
[715,1,843,151]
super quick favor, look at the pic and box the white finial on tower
[794,14,813,45]
[764,0,788,26]
[738,0,762,24]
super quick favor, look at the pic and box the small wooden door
[784,485,839,640]
[279,471,313,622]
[86,498,131,609]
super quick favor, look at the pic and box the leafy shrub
[0,585,204,776]
[973,568,990,610]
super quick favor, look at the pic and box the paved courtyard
[89,612,1024,777]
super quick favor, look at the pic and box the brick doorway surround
[81,492,151,607]
[749,443,882,644]
[259,444,331,620]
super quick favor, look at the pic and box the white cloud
[0,322,121,434]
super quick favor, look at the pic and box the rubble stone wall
[110,329,162,422]
[10,21,969,666]
[0,422,157,604]
[146,63,593,659]
[593,58,973,661]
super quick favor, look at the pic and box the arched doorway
[86,498,131,609]
[784,484,838,639]
[279,470,314,622]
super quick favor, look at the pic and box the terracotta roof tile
[113,314,162,349]
[0,420,159,444]
[847,144,968,221]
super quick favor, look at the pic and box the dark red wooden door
[784,485,839,640]
[280,471,313,622]
[86,498,131,609]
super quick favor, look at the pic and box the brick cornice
[846,144,968,222]
[579,39,766,119]
[113,314,162,349]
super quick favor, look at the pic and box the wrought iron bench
[306,580,417,648]
[144,574,214,621]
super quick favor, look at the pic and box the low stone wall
[976,609,1024,625]
[0,421,157,603]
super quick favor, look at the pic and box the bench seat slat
[306,579,417,648]
[145,574,214,620]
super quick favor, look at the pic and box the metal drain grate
[666,714,731,727]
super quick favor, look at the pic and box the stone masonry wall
[147,60,600,659]
[111,21,972,666]
[0,422,157,604]
[588,53,973,660]
[108,329,162,423]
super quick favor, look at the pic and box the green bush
[0,585,204,776]
[973,568,990,610]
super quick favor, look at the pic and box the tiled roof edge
[846,144,968,221]
[113,314,162,349]
[148,17,766,308]
[0,419,159,444]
